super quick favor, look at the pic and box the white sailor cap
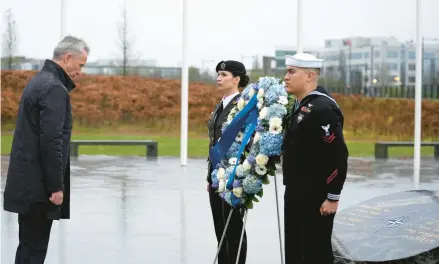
[285,53,323,69]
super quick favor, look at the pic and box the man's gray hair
[52,35,90,59]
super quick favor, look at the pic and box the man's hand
[320,199,338,216]
[49,191,64,205]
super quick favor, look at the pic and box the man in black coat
[282,53,349,264]
[3,35,89,264]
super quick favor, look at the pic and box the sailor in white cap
[281,53,349,264]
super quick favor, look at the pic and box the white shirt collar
[222,92,239,108]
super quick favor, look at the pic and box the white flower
[217,168,226,180]
[256,154,269,166]
[254,132,261,143]
[236,165,244,177]
[243,159,252,171]
[277,96,288,105]
[218,179,226,192]
[269,117,283,134]
[229,157,238,166]
[235,131,243,142]
[237,99,245,110]
[230,107,238,115]
[257,101,263,109]
[233,187,244,198]
[259,107,268,119]
[249,88,255,98]
[257,89,264,101]
[227,114,233,122]
[255,165,267,176]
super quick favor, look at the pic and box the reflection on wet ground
[1,156,438,263]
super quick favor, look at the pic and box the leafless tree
[117,0,138,76]
[2,8,17,70]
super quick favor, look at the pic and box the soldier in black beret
[207,60,250,264]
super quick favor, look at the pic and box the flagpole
[180,0,189,166]
[296,0,303,53]
[413,0,422,189]
[60,0,65,39]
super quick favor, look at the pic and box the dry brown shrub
[2,70,438,139]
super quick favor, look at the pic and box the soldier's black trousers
[209,186,247,264]
[14,203,53,264]
[284,187,335,264]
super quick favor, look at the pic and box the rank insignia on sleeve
[321,124,335,143]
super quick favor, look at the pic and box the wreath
[209,76,294,209]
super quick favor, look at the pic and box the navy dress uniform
[207,60,248,264]
[282,54,349,263]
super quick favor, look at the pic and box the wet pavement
[1,155,438,264]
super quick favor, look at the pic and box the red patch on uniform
[327,169,338,184]
[322,133,335,143]
[300,106,311,113]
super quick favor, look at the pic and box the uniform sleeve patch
[321,124,335,143]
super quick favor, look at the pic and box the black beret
[215,60,246,75]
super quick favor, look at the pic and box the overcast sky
[1,0,438,69]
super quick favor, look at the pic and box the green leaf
[252,196,259,202]
[262,177,270,185]
[256,189,264,198]
[244,198,254,209]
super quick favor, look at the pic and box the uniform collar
[42,59,76,92]
[222,92,240,108]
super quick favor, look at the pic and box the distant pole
[413,0,422,190]
[296,0,303,53]
[180,0,189,166]
[60,0,65,39]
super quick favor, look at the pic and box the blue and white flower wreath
[209,76,294,209]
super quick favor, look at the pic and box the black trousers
[15,203,53,264]
[209,186,247,264]
[284,187,335,264]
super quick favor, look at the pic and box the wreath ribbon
[209,94,259,206]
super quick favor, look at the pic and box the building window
[425,52,436,59]
[408,76,416,83]
[408,64,416,71]
[387,51,399,58]
[408,52,416,59]
[375,51,380,58]
[364,52,370,58]
[351,53,363,60]
[387,63,398,70]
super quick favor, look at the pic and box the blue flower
[259,133,283,156]
[268,104,287,119]
[225,142,241,160]
[233,180,242,188]
[252,83,259,91]
[223,191,232,204]
[243,176,263,194]
[256,125,265,132]
[225,166,235,179]
[247,155,256,165]
[259,77,280,90]
[249,141,260,157]
[241,85,253,98]
[212,179,219,189]
[211,169,218,182]
[264,83,287,105]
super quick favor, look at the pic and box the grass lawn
[0,132,435,158]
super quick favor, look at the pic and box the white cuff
[328,193,340,201]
